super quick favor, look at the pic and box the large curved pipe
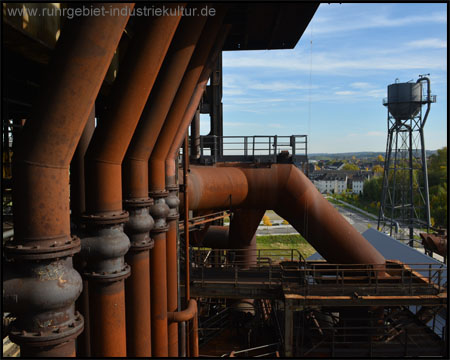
[5,5,132,357]
[123,11,207,357]
[185,164,385,266]
[82,8,181,357]
[165,25,232,188]
[146,13,226,356]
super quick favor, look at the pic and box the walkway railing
[197,135,307,164]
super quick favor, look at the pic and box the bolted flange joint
[165,184,180,221]
[149,190,170,234]
[3,257,84,348]
[80,211,131,282]
[123,198,155,251]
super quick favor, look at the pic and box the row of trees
[361,147,447,228]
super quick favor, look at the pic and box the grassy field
[256,234,316,259]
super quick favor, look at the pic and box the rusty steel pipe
[4,5,131,357]
[168,299,199,357]
[183,134,191,356]
[85,6,182,213]
[185,164,386,267]
[149,10,226,191]
[71,107,95,357]
[229,208,264,268]
[124,11,206,199]
[146,14,226,356]
[81,8,182,357]
[165,25,232,188]
[70,106,95,225]
[122,12,207,357]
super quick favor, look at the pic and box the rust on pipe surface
[165,25,232,188]
[168,299,199,358]
[150,231,169,356]
[147,13,226,356]
[71,107,95,357]
[81,7,181,357]
[184,166,248,210]
[85,5,182,213]
[229,209,264,267]
[166,218,179,356]
[70,106,95,224]
[168,299,197,323]
[185,164,386,266]
[183,134,191,356]
[124,11,206,357]
[88,280,128,357]
[5,5,131,357]
[124,11,206,200]
[149,10,226,191]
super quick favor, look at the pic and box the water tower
[377,75,436,246]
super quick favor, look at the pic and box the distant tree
[352,155,356,161]
[373,164,384,174]
[342,163,359,171]
[362,176,383,202]
[377,154,385,162]
[427,147,447,227]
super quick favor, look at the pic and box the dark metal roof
[309,228,446,276]
[223,3,319,51]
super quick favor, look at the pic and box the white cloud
[350,82,372,89]
[312,7,446,35]
[406,38,447,49]
[335,90,356,96]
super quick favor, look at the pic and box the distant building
[351,173,371,194]
[324,161,345,171]
[313,173,348,194]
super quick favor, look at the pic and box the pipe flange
[4,236,81,260]
[9,312,84,347]
[123,197,154,208]
[166,184,179,192]
[83,264,131,282]
[81,211,129,225]
[129,238,155,251]
[149,190,169,199]
[150,225,169,234]
[166,213,179,221]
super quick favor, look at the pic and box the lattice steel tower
[378,75,436,246]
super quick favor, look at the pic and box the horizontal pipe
[185,164,386,267]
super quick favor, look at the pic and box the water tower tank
[385,82,422,121]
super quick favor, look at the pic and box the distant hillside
[309,150,437,161]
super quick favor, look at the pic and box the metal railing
[197,135,307,164]
[191,250,447,297]
[382,94,436,105]
[221,342,280,357]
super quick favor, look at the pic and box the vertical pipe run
[82,7,181,357]
[4,5,131,357]
[71,107,95,357]
[183,134,191,356]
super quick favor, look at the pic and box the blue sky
[201,3,447,154]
